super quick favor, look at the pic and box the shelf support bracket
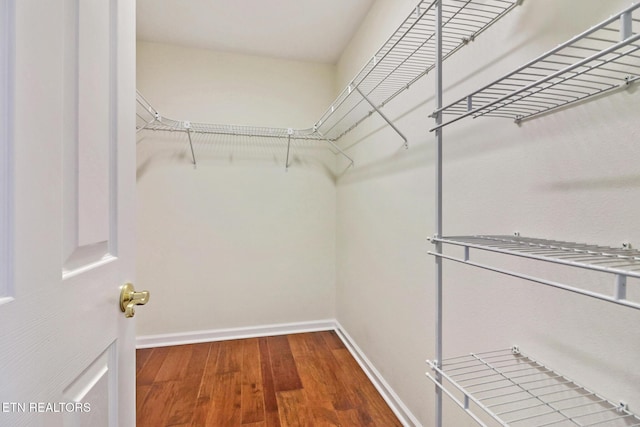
[615,274,627,301]
[285,129,293,171]
[184,122,196,166]
[355,87,408,149]
[621,11,632,41]
[136,117,156,134]
[313,128,354,168]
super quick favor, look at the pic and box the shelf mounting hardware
[621,11,632,40]
[183,121,196,166]
[355,87,408,149]
[615,274,627,301]
[313,128,355,169]
[285,128,293,171]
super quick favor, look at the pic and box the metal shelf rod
[429,251,640,311]
[186,129,196,166]
[582,419,640,427]
[432,237,640,278]
[354,87,408,148]
[433,1,444,426]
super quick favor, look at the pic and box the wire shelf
[135,90,357,168]
[433,3,640,130]
[426,348,640,427]
[429,235,640,310]
[434,235,640,278]
[136,90,160,134]
[137,0,520,144]
[136,91,320,141]
[136,0,520,165]
[314,0,520,141]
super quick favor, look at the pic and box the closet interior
[136,0,640,426]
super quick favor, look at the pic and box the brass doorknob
[119,283,150,318]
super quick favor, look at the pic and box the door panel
[63,0,115,276]
[0,0,136,426]
[76,0,112,249]
[63,342,117,427]
[0,0,12,305]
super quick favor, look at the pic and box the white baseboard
[136,319,421,427]
[333,321,423,427]
[136,319,335,349]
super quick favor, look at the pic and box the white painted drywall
[335,1,640,426]
[136,42,337,335]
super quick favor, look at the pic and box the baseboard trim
[136,319,421,426]
[334,321,423,427]
[136,319,335,349]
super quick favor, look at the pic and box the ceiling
[136,0,376,64]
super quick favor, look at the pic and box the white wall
[136,42,338,335]
[335,1,640,426]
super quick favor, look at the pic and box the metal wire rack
[432,3,640,130]
[137,0,520,153]
[136,90,353,168]
[426,348,640,427]
[428,235,640,310]
[136,91,320,140]
[315,0,520,142]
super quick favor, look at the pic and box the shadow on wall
[336,141,429,186]
[539,174,640,192]
[136,131,342,183]
[533,321,640,388]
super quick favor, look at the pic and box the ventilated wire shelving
[428,3,640,426]
[137,91,320,140]
[426,348,640,427]
[136,90,353,168]
[432,3,640,130]
[315,0,520,142]
[429,234,640,311]
[136,0,521,162]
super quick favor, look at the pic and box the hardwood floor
[136,331,403,426]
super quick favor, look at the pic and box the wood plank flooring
[136,331,402,427]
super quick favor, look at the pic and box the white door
[0,0,138,426]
